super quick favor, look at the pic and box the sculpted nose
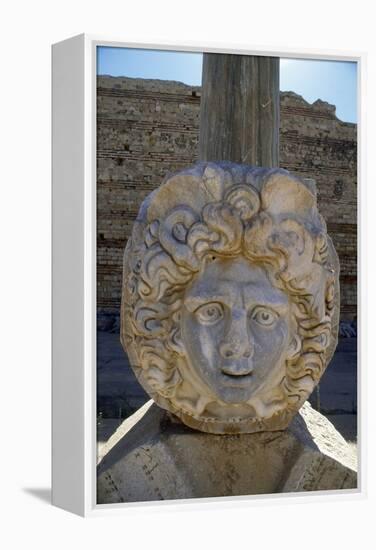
[219,311,253,360]
[219,342,252,359]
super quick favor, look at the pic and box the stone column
[199,53,279,167]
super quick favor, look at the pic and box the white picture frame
[52,33,365,517]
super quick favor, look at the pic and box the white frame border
[52,33,365,517]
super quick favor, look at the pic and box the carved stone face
[121,162,340,434]
[182,257,290,404]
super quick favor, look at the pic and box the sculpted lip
[220,367,254,386]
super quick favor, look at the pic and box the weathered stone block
[97,400,357,503]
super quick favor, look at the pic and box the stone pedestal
[97,401,357,504]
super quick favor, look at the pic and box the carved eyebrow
[184,281,289,311]
[241,284,289,309]
[249,301,289,314]
[184,295,230,312]
[245,294,289,309]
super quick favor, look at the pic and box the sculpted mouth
[222,370,253,377]
[221,366,254,386]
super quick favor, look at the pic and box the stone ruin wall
[97,75,357,323]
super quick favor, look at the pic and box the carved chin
[214,384,256,405]
[161,355,289,425]
[135,347,315,433]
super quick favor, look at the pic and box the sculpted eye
[194,302,224,325]
[251,306,278,327]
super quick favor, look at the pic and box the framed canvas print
[52,34,363,516]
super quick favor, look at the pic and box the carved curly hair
[121,162,339,433]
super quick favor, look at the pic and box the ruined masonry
[97,75,357,323]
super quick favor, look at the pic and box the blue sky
[97,47,357,123]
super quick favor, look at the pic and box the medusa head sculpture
[120,162,339,434]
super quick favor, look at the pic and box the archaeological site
[97,76,356,325]
[96,74,358,488]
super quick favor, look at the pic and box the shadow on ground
[23,488,51,504]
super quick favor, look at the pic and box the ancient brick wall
[97,76,357,322]
[279,92,357,321]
